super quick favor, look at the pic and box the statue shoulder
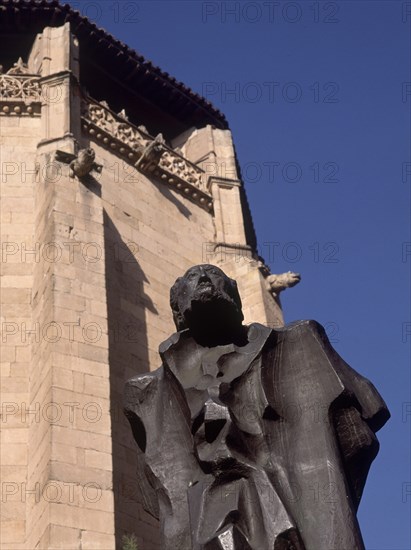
[275,320,390,432]
[276,319,327,339]
[125,366,163,390]
[124,366,164,413]
[126,366,163,389]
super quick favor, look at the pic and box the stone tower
[0,2,288,548]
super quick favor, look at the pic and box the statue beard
[181,284,244,345]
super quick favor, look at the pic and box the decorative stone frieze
[81,97,213,211]
[0,58,41,116]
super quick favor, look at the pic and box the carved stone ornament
[124,264,390,550]
[6,57,31,75]
[265,271,301,296]
[257,260,301,297]
[54,148,103,180]
[81,97,213,211]
[0,58,41,117]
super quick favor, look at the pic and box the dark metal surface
[124,265,390,550]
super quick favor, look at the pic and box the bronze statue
[124,264,389,549]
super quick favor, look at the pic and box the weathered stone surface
[2,10,285,550]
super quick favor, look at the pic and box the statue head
[170,264,244,333]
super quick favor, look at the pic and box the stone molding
[207,175,242,189]
[212,242,254,260]
[81,97,214,212]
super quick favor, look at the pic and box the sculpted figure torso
[124,265,389,550]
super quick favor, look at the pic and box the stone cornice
[81,97,213,212]
[38,70,77,85]
[208,176,242,189]
[0,0,228,130]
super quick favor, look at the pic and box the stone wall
[0,114,40,549]
[0,22,283,550]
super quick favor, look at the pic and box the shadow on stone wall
[104,210,160,549]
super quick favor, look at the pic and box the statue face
[179,265,231,311]
[170,264,243,331]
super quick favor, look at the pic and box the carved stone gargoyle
[265,271,301,297]
[257,260,301,297]
[134,133,165,172]
[55,147,103,179]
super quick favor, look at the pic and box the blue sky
[71,1,410,548]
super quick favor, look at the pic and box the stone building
[0,1,292,548]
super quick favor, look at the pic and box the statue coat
[124,320,389,550]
